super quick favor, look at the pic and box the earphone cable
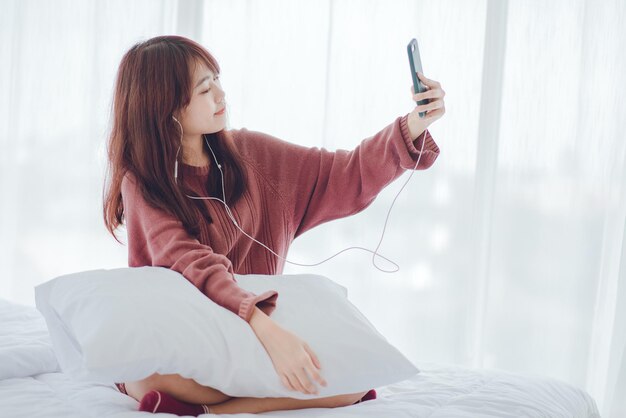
[173,115,426,273]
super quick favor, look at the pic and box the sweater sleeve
[120,171,278,322]
[236,113,440,239]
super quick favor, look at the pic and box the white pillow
[0,298,60,379]
[34,266,419,399]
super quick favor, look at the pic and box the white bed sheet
[0,298,600,418]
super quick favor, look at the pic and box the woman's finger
[287,373,305,393]
[415,98,443,113]
[295,368,317,394]
[292,370,313,394]
[281,374,294,391]
[281,374,295,391]
[416,72,432,86]
[418,72,441,88]
[417,71,441,88]
[291,372,307,394]
[306,365,327,388]
[303,344,322,370]
[283,374,297,392]
[410,84,430,96]
[303,346,327,387]
[413,88,444,101]
[423,106,445,121]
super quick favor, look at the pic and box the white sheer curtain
[1,0,624,416]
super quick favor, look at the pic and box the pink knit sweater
[120,113,440,323]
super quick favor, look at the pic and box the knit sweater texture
[120,113,440,323]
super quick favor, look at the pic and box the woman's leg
[123,372,232,405]
[125,372,368,414]
[207,390,369,415]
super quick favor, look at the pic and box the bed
[0,298,600,417]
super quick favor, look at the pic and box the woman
[103,35,445,415]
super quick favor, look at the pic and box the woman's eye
[200,76,219,94]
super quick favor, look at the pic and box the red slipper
[114,382,128,395]
[353,388,377,404]
[139,390,211,416]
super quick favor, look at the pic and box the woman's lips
[215,108,225,115]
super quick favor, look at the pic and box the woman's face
[177,61,226,135]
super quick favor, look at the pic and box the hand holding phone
[407,38,429,118]
[404,39,446,139]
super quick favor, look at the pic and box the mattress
[0,298,600,417]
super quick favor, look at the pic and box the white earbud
[173,116,180,182]
[172,114,222,183]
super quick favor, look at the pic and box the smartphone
[407,38,428,118]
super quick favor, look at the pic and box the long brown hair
[103,35,247,245]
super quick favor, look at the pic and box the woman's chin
[204,125,226,135]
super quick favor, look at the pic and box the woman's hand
[250,309,327,395]
[407,72,446,141]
